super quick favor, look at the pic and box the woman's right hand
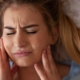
[0,39,17,80]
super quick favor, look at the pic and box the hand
[0,39,18,80]
[34,46,61,80]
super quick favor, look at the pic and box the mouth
[13,51,32,57]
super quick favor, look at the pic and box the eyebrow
[4,24,39,30]
[23,24,39,28]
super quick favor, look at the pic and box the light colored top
[62,60,80,80]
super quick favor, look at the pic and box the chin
[15,58,41,67]
[12,54,42,67]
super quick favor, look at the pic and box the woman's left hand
[34,46,61,80]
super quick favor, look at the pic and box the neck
[16,62,70,80]
[17,62,43,80]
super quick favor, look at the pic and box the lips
[13,51,32,57]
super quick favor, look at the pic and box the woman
[0,0,80,80]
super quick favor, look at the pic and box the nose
[14,32,28,48]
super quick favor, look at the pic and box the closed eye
[6,31,37,35]
[27,31,37,34]
[7,32,15,35]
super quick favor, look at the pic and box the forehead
[3,4,45,26]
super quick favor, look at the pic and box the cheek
[30,33,51,63]
[2,37,13,57]
[31,33,51,54]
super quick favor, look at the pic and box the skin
[0,4,70,80]
[2,5,54,67]
[0,39,18,80]
[0,39,61,80]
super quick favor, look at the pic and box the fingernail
[34,63,37,66]
[34,63,38,67]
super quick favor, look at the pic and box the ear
[50,27,59,45]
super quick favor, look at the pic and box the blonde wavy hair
[0,0,80,64]
[59,1,80,64]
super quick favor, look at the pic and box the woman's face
[2,5,55,67]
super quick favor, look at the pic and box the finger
[0,39,4,69]
[1,38,8,61]
[0,44,5,69]
[0,48,3,69]
[0,38,10,70]
[42,49,52,75]
[0,48,8,71]
[11,64,18,78]
[46,46,61,80]
[47,46,57,71]
[34,64,48,80]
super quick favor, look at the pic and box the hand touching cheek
[0,39,18,80]
[34,46,61,80]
